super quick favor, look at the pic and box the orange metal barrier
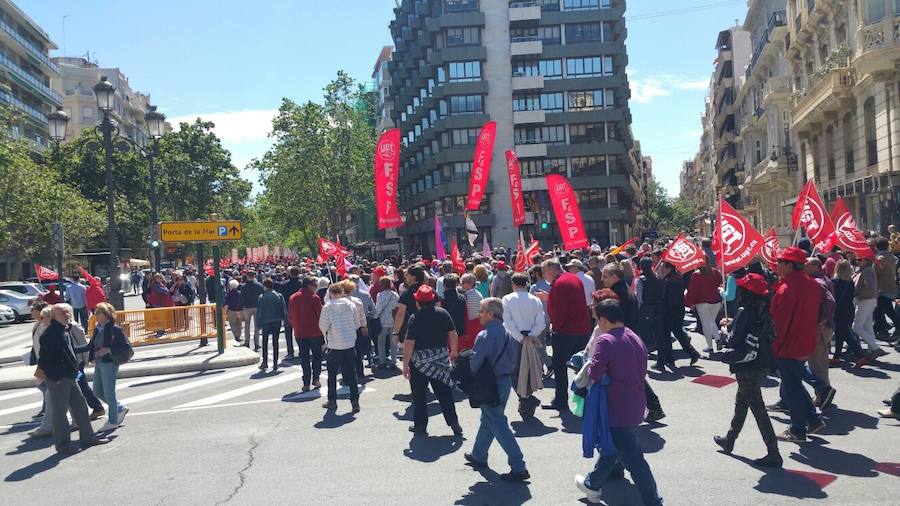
[88,304,224,347]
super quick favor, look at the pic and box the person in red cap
[401,284,463,436]
[769,246,824,443]
[713,273,782,468]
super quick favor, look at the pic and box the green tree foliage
[257,71,376,243]
[647,178,698,236]
[0,106,104,273]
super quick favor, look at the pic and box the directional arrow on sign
[230,226,240,235]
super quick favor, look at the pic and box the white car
[0,291,36,322]
[0,282,46,298]
[0,304,14,325]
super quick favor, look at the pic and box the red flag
[792,180,835,252]
[78,267,100,288]
[450,239,465,274]
[514,236,527,273]
[375,128,402,229]
[335,237,351,257]
[609,237,637,256]
[34,264,59,281]
[524,240,541,267]
[335,251,348,278]
[828,197,874,259]
[505,150,526,227]
[79,267,107,310]
[315,254,325,265]
[661,233,705,274]
[466,121,497,211]
[760,227,781,272]
[717,197,765,275]
[318,237,341,259]
[546,174,589,250]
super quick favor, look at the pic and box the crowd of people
[23,227,900,504]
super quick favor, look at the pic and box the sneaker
[871,348,888,358]
[89,409,106,421]
[29,428,52,437]
[854,356,872,368]
[351,401,361,414]
[689,352,700,366]
[651,362,665,372]
[713,435,734,454]
[703,347,714,354]
[118,406,129,424]
[753,454,784,468]
[645,410,666,423]
[500,469,530,482]
[807,419,826,435]
[819,387,836,410]
[284,354,295,360]
[312,380,321,388]
[575,475,603,503]
[766,401,789,413]
[81,436,111,448]
[408,425,427,434]
[464,452,487,469]
[99,422,117,432]
[776,429,806,443]
[258,363,267,371]
[877,408,899,419]
[301,385,311,392]
[322,400,336,410]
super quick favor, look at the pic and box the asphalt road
[0,323,897,505]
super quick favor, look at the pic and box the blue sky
[26,0,747,196]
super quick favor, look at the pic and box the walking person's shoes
[871,348,889,358]
[500,469,530,482]
[408,425,427,434]
[854,355,872,367]
[89,409,106,421]
[753,454,784,468]
[32,410,44,420]
[819,387,837,410]
[81,436,111,449]
[463,452,487,470]
[575,475,603,504]
[877,408,899,419]
[807,419,826,435]
[651,362,665,372]
[829,357,841,366]
[99,422,118,432]
[644,410,666,423]
[450,423,464,437]
[713,435,734,454]
[321,400,337,410]
[258,362,267,371]
[351,400,361,413]
[541,400,569,412]
[301,384,311,392]
[312,379,321,388]
[776,429,806,443]
[689,351,701,366]
[118,406,129,425]
[766,401,789,413]
[56,442,80,455]
[29,427,51,437]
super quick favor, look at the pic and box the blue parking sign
[217,226,227,236]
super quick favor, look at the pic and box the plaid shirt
[319,297,361,350]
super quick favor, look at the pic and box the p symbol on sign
[217,226,227,236]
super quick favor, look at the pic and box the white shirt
[501,289,546,343]
[575,271,596,307]
[318,297,361,350]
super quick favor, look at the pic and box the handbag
[466,335,510,409]
[110,326,134,365]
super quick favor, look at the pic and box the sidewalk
[0,342,259,391]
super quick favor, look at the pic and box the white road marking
[174,366,305,408]
[117,366,258,405]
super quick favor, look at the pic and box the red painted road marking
[785,469,838,488]
[874,463,900,477]
[691,374,737,388]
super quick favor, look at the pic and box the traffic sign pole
[213,245,224,354]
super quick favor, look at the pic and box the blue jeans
[585,426,663,506]
[472,375,526,472]
[93,359,122,424]
[776,358,820,437]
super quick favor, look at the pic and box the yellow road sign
[159,221,243,243]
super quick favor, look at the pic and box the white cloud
[168,109,278,144]
[629,74,709,104]
[673,78,710,91]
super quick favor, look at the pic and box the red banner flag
[546,174,589,250]
[661,233,705,274]
[335,250,348,278]
[760,227,781,272]
[524,240,541,267]
[318,237,349,259]
[514,236,527,273]
[450,238,465,274]
[828,197,874,259]
[505,150,526,227]
[609,237,637,257]
[791,180,835,252]
[717,197,765,275]
[466,121,497,211]
[34,264,58,281]
[375,128,402,229]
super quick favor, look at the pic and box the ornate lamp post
[145,105,166,269]
[48,109,69,290]
[93,76,124,310]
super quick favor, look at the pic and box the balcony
[854,15,900,76]
[0,88,47,125]
[513,143,548,158]
[0,52,62,106]
[513,109,545,124]
[509,1,541,22]
[512,74,544,90]
[762,75,792,105]
[792,67,855,131]
[0,19,59,74]
[510,39,543,56]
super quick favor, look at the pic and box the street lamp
[93,75,125,310]
[48,109,69,290]
[145,105,166,270]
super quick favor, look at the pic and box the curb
[0,348,259,391]
[0,355,21,365]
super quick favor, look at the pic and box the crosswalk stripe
[117,366,258,406]
[174,366,304,408]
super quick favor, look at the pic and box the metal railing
[0,51,62,104]
[0,88,46,124]
[87,304,222,347]
[0,18,59,74]
[511,35,541,42]
[510,0,540,7]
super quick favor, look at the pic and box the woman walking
[223,279,244,344]
[685,257,723,354]
[635,257,667,369]
[852,256,885,358]
[372,276,400,368]
[85,303,129,432]
[831,260,867,367]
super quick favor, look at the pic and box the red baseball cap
[497,261,507,270]
[736,273,769,296]
[777,246,807,264]
[414,284,436,303]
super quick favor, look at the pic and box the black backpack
[451,336,510,408]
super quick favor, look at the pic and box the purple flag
[434,215,447,260]
[481,234,491,258]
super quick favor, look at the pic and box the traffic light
[540,222,548,230]
[151,240,160,248]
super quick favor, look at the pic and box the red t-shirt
[548,272,591,335]
[770,270,822,360]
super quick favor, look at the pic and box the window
[446,27,480,46]
[538,25,561,45]
[603,56,614,76]
[539,59,563,79]
[514,125,566,145]
[864,96,877,166]
[448,61,481,82]
[566,57,603,78]
[571,155,608,176]
[576,188,609,209]
[564,0,605,10]
[569,123,606,144]
[453,162,472,180]
[445,0,477,12]
[449,95,483,115]
[514,59,562,79]
[451,127,479,146]
[866,0,886,23]
[565,23,602,43]
[568,90,606,110]
[437,67,447,83]
[519,158,568,178]
[512,59,539,77]
[541,92,564,112]
[515,92,563,112]
[81,106,94,121]
[842,112,855,174]
[540,0,561,11]
[510,27,538,42]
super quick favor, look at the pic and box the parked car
[24,277,74,297]
[0,304,15,325]
[0,281,47,298]
[0,291,36,322]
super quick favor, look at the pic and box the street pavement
[0,323,897,504]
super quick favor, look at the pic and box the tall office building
[389,0,637,253]
[0,0,60,151]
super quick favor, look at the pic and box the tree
[646,178,700,236]
[646,178,673,232]
[0,105,104,278]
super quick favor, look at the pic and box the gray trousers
[242,307,259,347]
[45,377,93,450]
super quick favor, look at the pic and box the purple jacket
[588,326,647,427]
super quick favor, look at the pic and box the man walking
[241,271,265,351]
[805,258,837,408]
[501,273,546,421]
[66,274,88,326]
[276,266,303,359]
[289,277,325,391]
[873,237,899,342]
[318,283,361,413]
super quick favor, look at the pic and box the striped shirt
[319,297,361,350]
[464,288,483,320]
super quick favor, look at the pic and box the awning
[129,258,151,267]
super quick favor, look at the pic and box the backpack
[450,335,510,408]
